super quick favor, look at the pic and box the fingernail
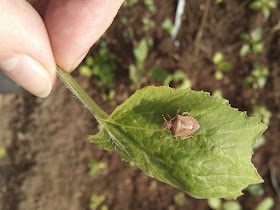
[70,50,89,72]
[0,55,52,98]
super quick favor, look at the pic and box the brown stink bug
[160,107,200,139]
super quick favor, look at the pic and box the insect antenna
[162,114,168,122]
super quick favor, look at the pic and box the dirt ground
[1,0,280,209]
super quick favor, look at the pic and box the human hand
[0,0,124,97]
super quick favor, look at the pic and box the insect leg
[182,111,192,116]
[159,128,166,139]
[181,135,193,139]
[176,106,181,115]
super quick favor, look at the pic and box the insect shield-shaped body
[160,107,200,139]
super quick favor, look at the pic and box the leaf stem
[56,66,109,121]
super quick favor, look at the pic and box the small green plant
[246,184,264,196]
[212,89,223,98]
[0,147,6,159]
[129,38,149,89]
[222,201,242,210]
[243,64,269,89]
[87,158,108,176]
[240,27,264,57]
[149,180,157,190]
[256,197,274,210]
[253,135,266,150]
[173,192,186,207]
[215,0,223,3]
[250,105,271,150]
[251,105,272,126]
[123,0,138,7]
[89,193,106,210]
[144,0,156,12]
[213,52,232,80]
[119,16,128,25]
[249,0,277,19]
[150,67,169,83]
[208,198,241,210]
[208,198,222,210]
[161,18,173,35]
[151,68,192,89]
[142,17,155,31]
[79,41,116,104]
[164,70,192,89]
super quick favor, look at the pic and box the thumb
[0,0,56,98]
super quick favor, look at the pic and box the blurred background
[0,0,280,209]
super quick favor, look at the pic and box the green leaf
[89,194,106,210]
[151,67,169,82]
[129,64,140,85]
[262,5,271,18]
[78,65,92,77]
[222,201,242,210]
[215,0,223,4]
[268,1,277,9]
[0,147,6,159]
[249,1,262,10]
[243,76,254,85]
[251,27,262,42]
[89,86,266,199]
[240,32,250,41]
[252,42,264,54]
[218,61,232,72]
[253,136,265,150]
[246,184,264,195]
[213,52,224,64]
[161,18,173,35]
[173,192,186,206]
[208,198,222,209]
[256,197,274,210]
[133,39,148,64]
[240,44,250,57]
[257,77,267,88]
[85,56,94,67]
[251,105,272,126]
[215,70,223,80]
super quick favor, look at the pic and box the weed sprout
[144,0,156,12]
[0,147,6,159]
[78,40,116,104]
[89,194,106,210]
[251,105,272,126]
[246,184,265,196]
[249,0,278,19]
[256,197,274,210]
[213,52,232,80]
[161,18,173,35]
[173,192,186,207]
[142,17,155,31]
[151,68,192,89]
[240,27,264,57]
[123,0,138,7]
[129,38,149,89]
[87,158,108,176]
[243,64,269,89]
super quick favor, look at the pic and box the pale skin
[0,0,124,97]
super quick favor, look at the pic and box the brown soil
[1,1,280,209]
